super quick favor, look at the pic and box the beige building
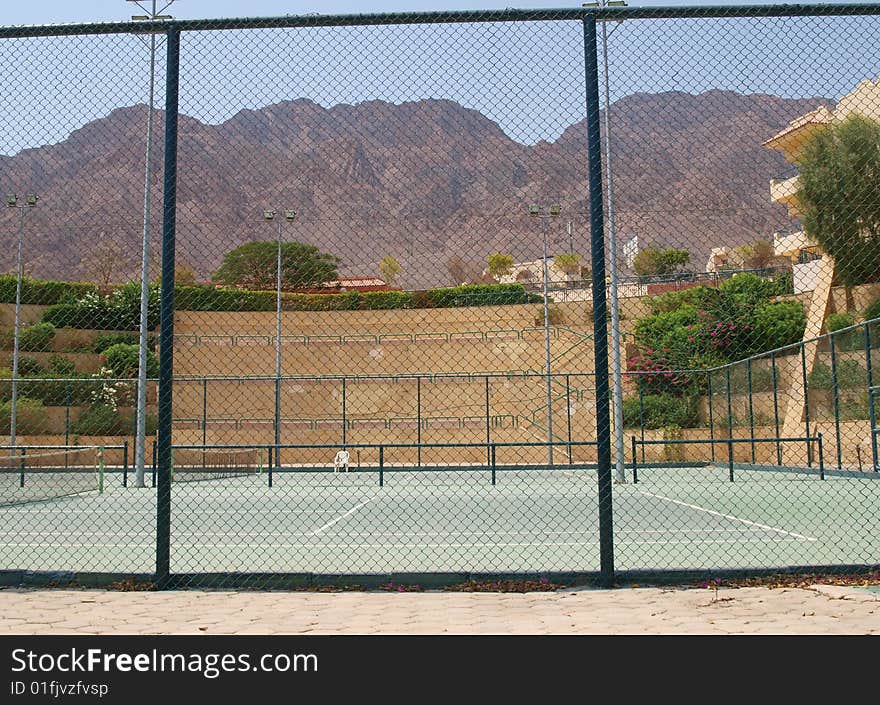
[763,76,880,293]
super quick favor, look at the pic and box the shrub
[0,397,47,435]
[102,344,159,378]
[92,332,139,353]
[865,298,880,322]
[826,312,856,333]
[72,404,128,436]
[48,355,76,376]
[18,322,56,352]
[42,283,160,331]
[826,311,863,351]
[17,356,45,376]
[621,393,699,430]
[752,300,806,353]
[809,359,866,390]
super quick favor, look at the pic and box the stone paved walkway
[1,584,878,634]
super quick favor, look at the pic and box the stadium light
[128,0,178,487]
[584,0,628,483]
[529,203,561,466]
[6,194,39,453]
[264,207,297,467]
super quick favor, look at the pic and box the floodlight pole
[530,204,561,466]
[7,195,38,452]
[265,208,295,468]
[129,0,176,488]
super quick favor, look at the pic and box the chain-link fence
[0,5,879,588]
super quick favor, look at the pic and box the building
[294,276,401,294]
[763,76,880,293]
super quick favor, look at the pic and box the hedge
[174,283,541,312]
[0,275,99,306]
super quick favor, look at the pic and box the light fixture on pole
[529,203,561,466]
[264,207,296,467]
[5,193,39,453]
[128,0,176,488]
[584,0,628,483]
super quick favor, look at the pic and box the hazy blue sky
[5,0,878,28]
[1,2,878,153]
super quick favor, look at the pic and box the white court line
[637,489,817,542]
[309,498,375,535]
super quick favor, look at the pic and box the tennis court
[1,444,879,578]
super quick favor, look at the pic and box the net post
[631,435,638,484]
[64,381,71,450]
[98,447,105,494]
[342,377,347,446]
[491,443,496,486]
[818,433,825,480]
[151,439,157,488]
[379,445,384,487]
[19,448,25,488]
[268,446,273,489]
[727,438,734,482]
[638,380,645,463]
[123,440,129,487]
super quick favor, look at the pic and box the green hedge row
[174,283,542,312]
[0,275,98,305]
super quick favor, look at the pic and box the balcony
[770,173,802,216]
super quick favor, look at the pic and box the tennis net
[171,447,264,483]
[0,446,104,506]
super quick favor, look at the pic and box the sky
[1,1,878,153]
[6,1,873,27]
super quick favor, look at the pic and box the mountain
[0,90,828,289]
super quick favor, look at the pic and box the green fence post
[865,322,878,472]
[631,435,638,484]
[707,371,715,462]
[638,381,645,463]
[379,445,384,487]
[485,375,491,466]
[342,377,347,446]
[747,359,755,463]
[64,381,71,449]
[155,27,180,590]
[417,376,422,467]
[584,14,614,587]
[18,448,25,488]
[771,351,781,465]
[829,332,842,470]
[801,345,813,466]
[491,443,496,486]
[566,375,573,465]
[818,432,825,480]
[727,438,734,483]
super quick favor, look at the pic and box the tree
[733,239,780,270]
[553,253,582,279]
[487,252,515,280]
[211,241,340,290]
[633,247,691,277]
[799,113,880,289]
[446,256,492,285]
[378,256,402,285]
[86,237,126,289]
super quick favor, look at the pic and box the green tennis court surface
[1,460,879,576]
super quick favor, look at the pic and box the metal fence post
[584,14,614,586]
[866,322,878,472]
[155,27,180,590]
[829,333,842,470]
